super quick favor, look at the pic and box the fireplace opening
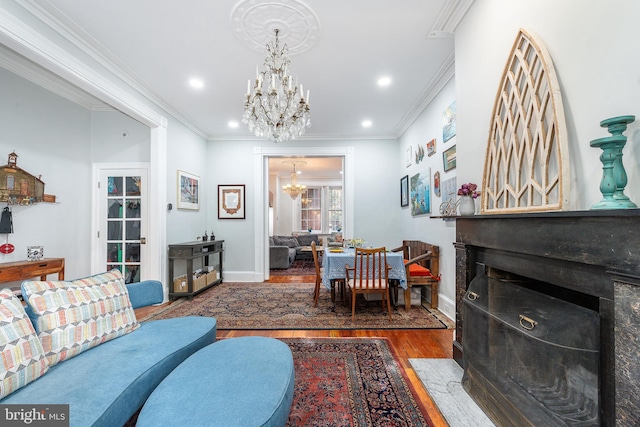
[462,265,600,427]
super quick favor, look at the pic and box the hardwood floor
[136,274,453,426]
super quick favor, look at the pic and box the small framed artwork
[427,138,436,156]
[415,145,425,164]
[443,145,457,172]
[177,170,200,210]
[434,171,441,197]
[443,100,457,142]
[400,175,409,207]
[218,184,245,219]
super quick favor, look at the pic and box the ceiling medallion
[231,0,320,55]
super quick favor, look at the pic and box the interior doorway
[268,156,343,237]
[254,146,354,282]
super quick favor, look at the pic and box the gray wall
[206,138,402,278]
[0,68,90,279]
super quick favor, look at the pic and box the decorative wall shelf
[0,152,56,205]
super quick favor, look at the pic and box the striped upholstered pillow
[21,269,139,367]
[0,288,49,398]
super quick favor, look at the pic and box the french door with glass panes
[97,168,148,283]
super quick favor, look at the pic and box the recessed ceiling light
[189,78,204,89]
[228,121,239,128]
[362,120,372,128]
[377,76,391,87]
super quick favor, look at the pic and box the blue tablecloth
[321,247,407,290]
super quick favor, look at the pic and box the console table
[168,240,224,300]
[0,258,65,284]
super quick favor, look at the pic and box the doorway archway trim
[254,146,354,281]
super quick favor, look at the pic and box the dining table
[321,246,407,306]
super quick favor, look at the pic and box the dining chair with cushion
[345,247,392,321]
[391,240,440,310]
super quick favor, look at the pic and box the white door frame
[253,146,354,281]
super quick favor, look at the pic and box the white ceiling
[22,0,473,142]
[1,1,473,177]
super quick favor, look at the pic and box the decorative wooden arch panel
[481,29,569,213]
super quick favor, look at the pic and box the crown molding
[0,46,106,110]
[207,132,399,142]
[0,1,164,128]
[428,0,475,38]
[9,0,207,137]
[394,51,455,138]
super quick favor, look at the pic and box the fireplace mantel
[455,209,640,426]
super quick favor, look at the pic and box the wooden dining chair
[311,241,322,306]
[345,247,392,321]
[391,240,440,310]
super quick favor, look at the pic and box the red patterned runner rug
[282,338,434,427]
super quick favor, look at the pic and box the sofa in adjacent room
[0,271,217,427]
[269,234,320,268]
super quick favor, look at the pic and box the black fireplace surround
[455,210,640,427]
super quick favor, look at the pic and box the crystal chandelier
[243,29,311,142]
[282,161,307,200]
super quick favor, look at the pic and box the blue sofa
[1,280,217,427]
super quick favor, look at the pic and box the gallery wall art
[427,138,436,156]
[177,170,199,210]
[400,175,409,207]
[442,101,457,142]
[443,145,457,172]
[410,168,431,216]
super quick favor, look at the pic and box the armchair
[391,240,440,310]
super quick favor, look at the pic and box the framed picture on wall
[443,145,457,172]
[443,101,457,142]
[410,168,431,216]
[218,184,245,219]
[427,138,436,156]
[177,170,199,210]
[400,175,409,207]
[405,146,412,167]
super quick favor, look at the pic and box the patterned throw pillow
[21,269,139,367]
[0,288,49,398]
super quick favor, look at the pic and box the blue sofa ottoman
[0,277,217,427]
[136,336,295,427]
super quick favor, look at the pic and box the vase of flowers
[458,183,480,216]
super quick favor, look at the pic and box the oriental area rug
[140,281,452,330]
[283,338,434,427]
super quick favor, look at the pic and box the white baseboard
[222,271,264,282]
[438,294,455,321]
